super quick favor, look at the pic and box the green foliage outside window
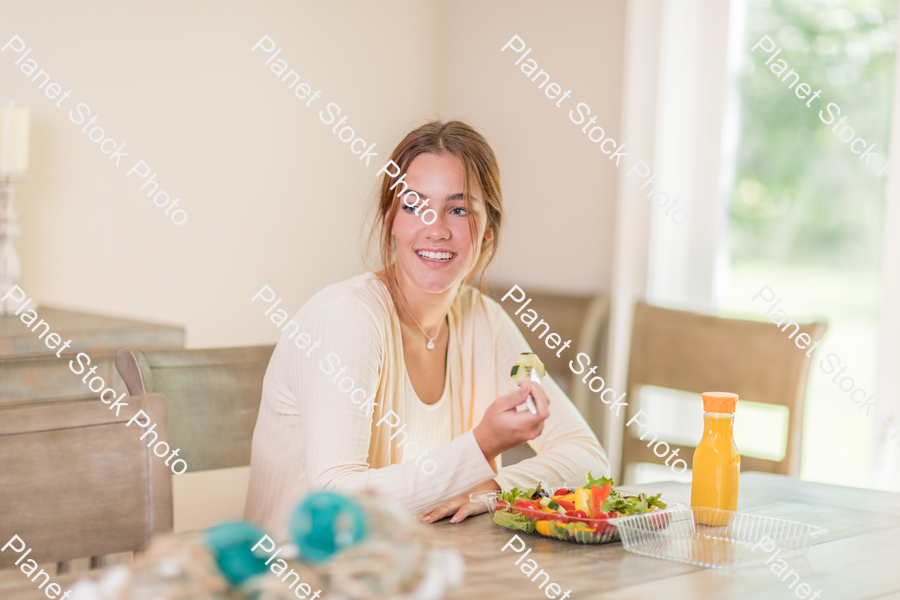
[732,0,898,269]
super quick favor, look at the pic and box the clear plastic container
[615,507,828,568]
[469,488,685,545]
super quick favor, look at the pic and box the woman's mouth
[416,250,456,263]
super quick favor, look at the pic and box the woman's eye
[451,207,468,216]
[401,204,417,213]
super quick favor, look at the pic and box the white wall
[441,0,626,295]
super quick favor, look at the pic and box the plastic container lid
[701,392,738,413]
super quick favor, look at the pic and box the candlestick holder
[0,173,31,316]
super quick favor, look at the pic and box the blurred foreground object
[65,491,463,600]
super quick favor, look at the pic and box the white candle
[0,107,30,175]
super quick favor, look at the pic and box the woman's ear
[484,223,494,242]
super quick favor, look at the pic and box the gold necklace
[393,277,441,350]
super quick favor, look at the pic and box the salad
[490,472,669,544]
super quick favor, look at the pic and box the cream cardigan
[244,273,609,538]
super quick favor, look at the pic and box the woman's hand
[417,479,501,524]
[473,381,550,463]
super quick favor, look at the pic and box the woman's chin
[401,262,468,294]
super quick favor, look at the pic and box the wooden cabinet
[0,307,184,407]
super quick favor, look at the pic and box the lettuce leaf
[584,471,614,489]
[625,496,649,515]
[602,492,667,516]
[493,509,536,534]
[601,494,630,514]
[647,493,668,510]
[498,483,542,504]
[550,521,575,541]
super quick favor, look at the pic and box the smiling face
[390,151,493,295]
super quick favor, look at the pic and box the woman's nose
[422,209,450,237]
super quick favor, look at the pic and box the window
[718,0,897,487]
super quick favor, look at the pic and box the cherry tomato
[587,515,610,528]
[549,513,569,524]
[553,488,571,496]
[497,500,510,510]
[571,510,588,520]
[592,520,613,535]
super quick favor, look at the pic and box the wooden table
[426,472,900,600]
[4,472,899,600]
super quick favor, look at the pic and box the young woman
[245,120,609,538]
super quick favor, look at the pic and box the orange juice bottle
[691,392,740,525]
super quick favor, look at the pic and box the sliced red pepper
[512,499,540,515]
[554,499,576,511]
[591,482,611,519]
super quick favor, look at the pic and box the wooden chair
[115,345,275,472]
[621,302,827,481]
[0,394,173,569]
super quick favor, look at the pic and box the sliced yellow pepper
[574,487,592,514]
[535,521,553,536]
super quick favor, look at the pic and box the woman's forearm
[308,429,498,515]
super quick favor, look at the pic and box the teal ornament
[289,492,368,563]
[204,521,271,586]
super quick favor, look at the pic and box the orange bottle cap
[701,392,738,413]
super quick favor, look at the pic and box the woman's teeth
[417,250,455,262]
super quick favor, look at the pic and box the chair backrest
[115,345,275,472]
[622,302,827,480]
[0,394,173,567]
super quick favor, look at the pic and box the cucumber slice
[511,352,546,383]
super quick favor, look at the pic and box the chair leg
[56,562,70,575]
[90,556,104,569]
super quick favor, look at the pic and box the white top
[400,366,453,463]
[244,273,610,539]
